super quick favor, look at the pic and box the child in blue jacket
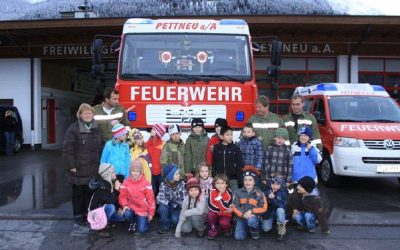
[291,127,322,183]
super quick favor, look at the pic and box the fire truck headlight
[334,137,360,147]
[128,111,137,121]
[236,111,244,121]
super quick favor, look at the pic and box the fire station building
[1,15,400,148]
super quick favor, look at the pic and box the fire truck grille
[363,140,400,150]
[146,104,227,125]
[362,157,400,164]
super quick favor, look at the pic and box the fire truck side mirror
[267,65,279,78]
[270,40,282,66]
[92,39,104,76]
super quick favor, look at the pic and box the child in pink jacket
[119,159,155,234]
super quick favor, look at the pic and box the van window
[314,98,326,124]
[303,98,313,112]
[328,96,400,122]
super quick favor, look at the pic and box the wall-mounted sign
[255,42,339,56]
[42,44,115,56]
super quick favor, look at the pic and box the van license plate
[376,165,400,173]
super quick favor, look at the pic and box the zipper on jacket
[223,148,226,174]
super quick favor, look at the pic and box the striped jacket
[247,112,284,149]
[238,136,263,170]
[263,143,293,182]
[283,111,322,150]
[232,187,268,218]
[93,104,130,142]
[208,188,233,217]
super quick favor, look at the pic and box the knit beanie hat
[242,165,260,181]
[298,126,312,138]
[191,118,204,129]
[214,118,227,128]
[168,124,181,136]
[112,123,128,139]
[271,176,285,186]
[99,163,115,185]
[298,176,316,193]
[275,128,289,140]
[185,177,201,192]
[163,164,179,182]
[153,123,167,138]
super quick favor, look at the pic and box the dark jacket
[3,116,17,132]
[287,188,329,232]
[263,187,288,219]
[89,179,119,211]
[211,142,244,181]
[63,119,103,185]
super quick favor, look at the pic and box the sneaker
[277,234,285,241]
[223,228,233,237]
[128,223,136,233]
[308,228,316,233]
[250,230,260,240]
[321,230,331,235]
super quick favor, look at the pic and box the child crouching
[207,174,233,239]
[157,164,186,234]
[175,178,208,237]
[261,176,288,241]
[118,159,155,234]
[232,166,268,240]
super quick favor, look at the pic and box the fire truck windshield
[329,96,400,122]
[120,34,252,81]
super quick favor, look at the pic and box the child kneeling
[119,160,155,234]
[232,166,268,240]
[262,176,288,241]
[175,178,208,237]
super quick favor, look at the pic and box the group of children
[88,117,330,240]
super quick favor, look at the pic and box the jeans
[262,208,286,232]
[104,204,125,223]
[157,204,181,230]
[293,211,316,230]
[234,216,260,240]
[181,215,206,233]
[152,174,162,197]
[123,208,150,233]
[4,131,15,156]
[207,211,232,237]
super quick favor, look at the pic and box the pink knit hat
[153,123,166,138]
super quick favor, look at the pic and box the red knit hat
[185,177,201,192]
[153,123,166,138]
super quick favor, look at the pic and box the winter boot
[277,223,286,241]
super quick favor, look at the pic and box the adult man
[94,87,130,142]
[283,95,322,150]
[247,95,284,149]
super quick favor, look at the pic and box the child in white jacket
[175,178,208,238]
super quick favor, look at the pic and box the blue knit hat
[298,126,312,138]
[163,164,179,182]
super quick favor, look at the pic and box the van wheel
[14,138,21,153]
[320,155,341,187]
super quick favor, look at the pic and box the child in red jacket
[119,159,155,234]
[207,173,233,239]
[146,123,166,196]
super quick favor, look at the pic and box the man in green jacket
[282,95,322,150]
[247,95,284,149]
[93,87,130,142]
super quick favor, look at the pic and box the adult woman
[3,110,17,156]
[63,103,103,225]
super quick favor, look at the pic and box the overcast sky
[362,0,400,15]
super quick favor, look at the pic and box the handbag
[87,195,107,230]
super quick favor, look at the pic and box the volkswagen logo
[383,139,395,150]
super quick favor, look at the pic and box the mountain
[327,0,382,15]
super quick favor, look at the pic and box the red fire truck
[92,18,281,139]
